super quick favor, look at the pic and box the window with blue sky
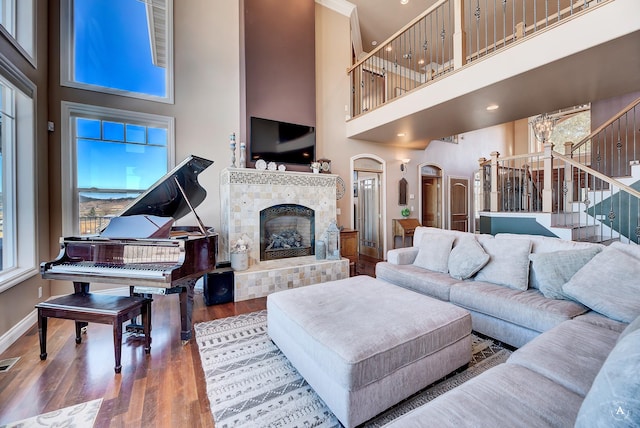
[63,0,172,101]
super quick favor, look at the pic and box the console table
[340,229,358,276]
[392,218,421,248]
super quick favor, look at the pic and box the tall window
[61,0,173,102]
[0,0,35,63]
[0,60,37,291]
[61,103,174,236]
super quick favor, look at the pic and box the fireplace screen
[260,204,315,261]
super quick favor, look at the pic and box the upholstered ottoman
[267,275,472,428]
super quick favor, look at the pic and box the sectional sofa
[375,227,640,427]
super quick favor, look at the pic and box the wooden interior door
[450,177,469,232]
[421,176,441,228]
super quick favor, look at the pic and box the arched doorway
[418,163,443,229]
[351,155,386,260]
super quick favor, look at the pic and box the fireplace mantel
[219,168,337,266]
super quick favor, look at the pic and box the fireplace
[220,167,337,266]
[220,168,347,301]
[260,204,315,260]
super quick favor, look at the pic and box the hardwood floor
[0,254,383,427]
[0,289,266,427]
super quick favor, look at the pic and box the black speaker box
[203,263,234,305]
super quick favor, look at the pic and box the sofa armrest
[387,247,419,265]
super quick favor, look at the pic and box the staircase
[480,97,640,244]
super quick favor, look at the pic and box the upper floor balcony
[346,0,640,149]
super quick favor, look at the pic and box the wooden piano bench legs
[35,293,152,374]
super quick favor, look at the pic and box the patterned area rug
[195,310,511,428]
[0,398,102,428]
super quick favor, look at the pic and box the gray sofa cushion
[507,319,618,397]
[375,261,460,301]
[563,246,640,323]
[448,236,489,280]
[575,327,640,428]
[384,364,583,428]
[450,281,589,333]
[413,233,455,273]
[475,237,532,290]
[528,247,602,300]
[496,233,603,289]
[573,312,628,334]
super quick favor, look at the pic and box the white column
[453,0,467,70]
[543,142,554,212]
[490,151,500,212]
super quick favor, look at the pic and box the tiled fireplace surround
[220,168,348,301]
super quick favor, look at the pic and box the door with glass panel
[356,171,383,259]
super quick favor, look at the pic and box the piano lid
[119,155,213,221]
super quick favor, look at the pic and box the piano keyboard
[48,262,175,279]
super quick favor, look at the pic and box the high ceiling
[349,0,438,55]
[343,0,640,148]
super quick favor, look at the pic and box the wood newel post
[478,157,487,212]
[453,0,466,69]
[490,151,500,212]
[564,141,574,212]
[543,142,554,213]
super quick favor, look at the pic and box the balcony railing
[348,0,609,118]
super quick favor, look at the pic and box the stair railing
[569,96,640,179]
[479,148,640,243]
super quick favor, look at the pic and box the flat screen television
[250,116,315,166]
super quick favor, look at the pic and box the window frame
[0,51,38,293]
[60,101,175,237]
[0,0,36,66]
[59,0,174,103]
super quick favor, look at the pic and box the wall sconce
[400,159,411,174]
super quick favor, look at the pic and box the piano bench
[35,293,152,374]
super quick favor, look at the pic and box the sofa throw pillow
[617,314,640,344]
[528,247,603,300]
[562,247,640,323]
[413,233,456,273]
[448,236,490,280]
[574,328,640,428]
[474,238,532,290]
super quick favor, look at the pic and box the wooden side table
[392,218,421,248]
[340,229,359,276]
[36,293,152,374]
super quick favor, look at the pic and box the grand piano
[41,155,218,342]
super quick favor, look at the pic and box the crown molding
[315,0,355,17]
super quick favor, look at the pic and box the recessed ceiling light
[372,41,378,46]
[401,0,409,4]
[397,132,406,137]
[486,104,499,111]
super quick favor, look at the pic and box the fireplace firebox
[260,204,315,261]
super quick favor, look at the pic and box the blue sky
[74,0,166,97]
[74,0,168,194]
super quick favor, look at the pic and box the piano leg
[179,278,197,343]
[38,311,47,360]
